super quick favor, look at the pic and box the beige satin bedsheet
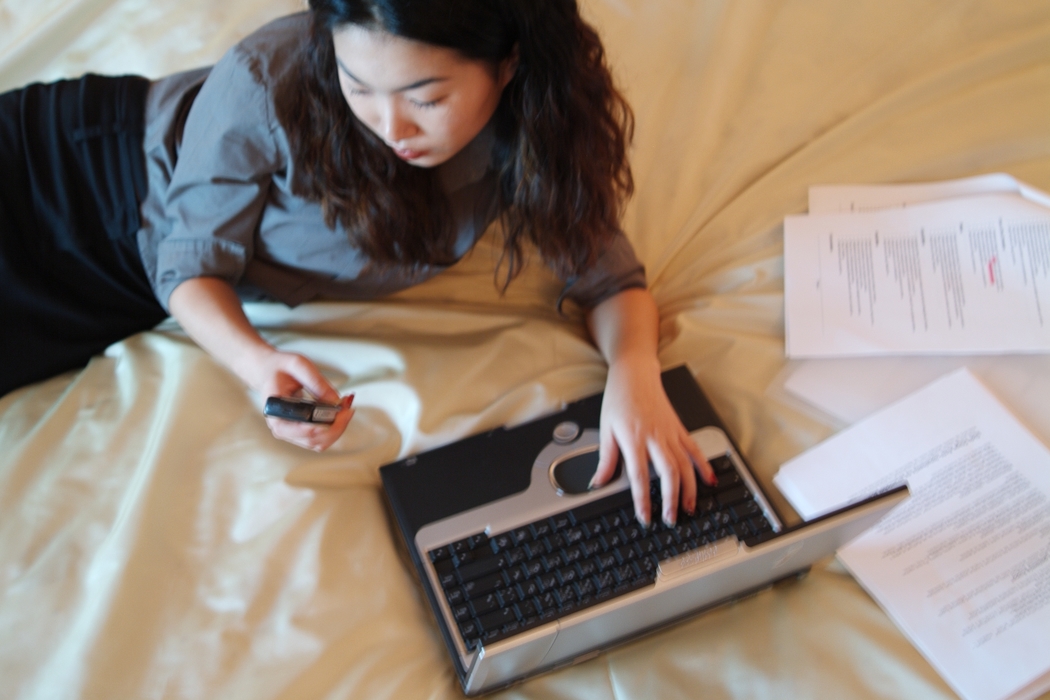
[2,1,1049,698]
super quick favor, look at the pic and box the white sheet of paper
[773,369,1050,700]
[808,172,1050,214]
[775,356,1050,444]
[784,193,1050,357]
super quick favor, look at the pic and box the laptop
[380,365,907,695]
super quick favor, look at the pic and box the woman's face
[332,24,515,168]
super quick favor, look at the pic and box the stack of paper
[783,174,1050,357]
[774,369,1050,700]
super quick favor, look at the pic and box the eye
[410,98,442,110]
[347,87,371,98]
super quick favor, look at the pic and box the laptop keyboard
[427,455,775,651]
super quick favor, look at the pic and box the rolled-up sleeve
[152,44,281,309]
[557,232,647,311]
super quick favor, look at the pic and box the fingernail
[686,501,696,516]
[637,512,650,529]
[587,475,597,490]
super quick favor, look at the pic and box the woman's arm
[168,277,353,451]
[586,287,715,527]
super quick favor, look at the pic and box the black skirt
[0,74,167,397]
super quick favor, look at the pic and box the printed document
[774,369,1050,700]
[784,193,1050,356]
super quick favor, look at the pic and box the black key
[548,533,567,550]
[710,455,735,473]
[580,539,603,557]
[539,573,559,591]
[638,538,659,555]
[524,541,547,559]
[462,573,505,598]
[656,545,677,560]
[445,587,465,605]
[470,593,500,616]
[451,538,473,557]
[429,545,451,563]
[498,586,520,605]
[730,521,752,538]
[716,470,742,490]
[615,544,639,563]
[550,513,572,531]
[543,551,565,571]
[511,527,533,545]
[711,510,733,527]
[583,518,608,537]
[478,608,518,633]
[594,571,615,590]
[489,533,514,553]
[456,556,505,583]
[614,564,636,584]
[732,500,762,521]
[717,486,750,507]
[563,527,585,545]
[556,586,577,605]
[750,517,773,533]
[459,619,480,640]
[602,530,625,549]
[537,591,558,611]
[452,604,472,621]
[453,549,485,567]
[606,511,627,529]
[577,559,598,578]
[656,531,677,549]
[569,489,633,525]
[518,599,539,618]
[557,567,579,586]
[523,560,544,578]
[520,579,541,598]
[503,547,526,565]
[481,628,503,644]
[531,521,552,539]
[563,545,583,564]
[622,523,644,542]
[696,496,717,513]
[506,565,526,584]
[466,534,489,549]
[576,577,596,597]
[597,553,618,570]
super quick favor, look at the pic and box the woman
[0,0,713,526]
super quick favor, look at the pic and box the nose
[378,98,418,144]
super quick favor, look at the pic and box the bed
[2,1,1049,698]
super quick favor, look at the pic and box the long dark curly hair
[274,0,634,284]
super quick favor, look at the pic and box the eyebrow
[336,58,448,92]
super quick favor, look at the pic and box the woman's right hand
[168,277,354,452]
[252,349,355,452]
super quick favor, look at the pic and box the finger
[677,435,698,515]
[622,442,652,528]
[683,433,715,486]
[282,354,340,404]
[649,444,680,527]
[590,427,621,490]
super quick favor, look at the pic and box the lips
[391,146,427,161]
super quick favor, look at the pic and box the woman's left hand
[585,288,715,527]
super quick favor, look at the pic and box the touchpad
[550,449,622,495]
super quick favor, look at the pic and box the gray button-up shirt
[136,13,645,313]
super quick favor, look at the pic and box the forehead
[331,24,474,89]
